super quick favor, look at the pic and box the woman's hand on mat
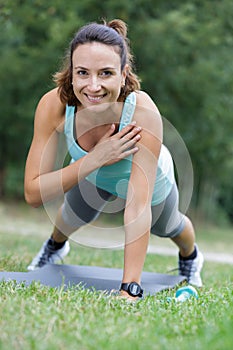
[91,122,142,166]
[110,289,141,303]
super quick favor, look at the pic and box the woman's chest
[76,123,119,152]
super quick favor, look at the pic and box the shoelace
[166,267,179,274]
[38,245,62,267]
[178,259,194,277]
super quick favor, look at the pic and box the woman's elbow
[124,202,151,223]
[24,188,42,208]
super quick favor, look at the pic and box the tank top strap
[64,105,75,137]
[119,92,136,131]
[64,105,80,159]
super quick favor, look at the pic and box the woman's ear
[122,64,129,84]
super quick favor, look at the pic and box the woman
[25,19,203,300]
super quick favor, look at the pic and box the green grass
[0,232,232,350]
[195,225,233,252]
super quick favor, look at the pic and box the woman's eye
[77,70,88,76]
[100,71,112,77]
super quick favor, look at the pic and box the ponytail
[106,19,128,38]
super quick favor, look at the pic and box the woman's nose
[87,76,101,91]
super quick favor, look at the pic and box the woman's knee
[151,214,185,238]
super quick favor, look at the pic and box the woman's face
[72,42,127,109]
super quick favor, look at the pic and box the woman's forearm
[122,204,152,283]
[25,153,99,207]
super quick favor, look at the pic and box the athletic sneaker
[27,238,70,271]
[178,244,204,287]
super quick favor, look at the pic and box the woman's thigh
[151,183,185,238]
[62,179,113,228]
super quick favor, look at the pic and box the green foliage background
[0,0,232,224]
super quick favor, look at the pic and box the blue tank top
[64,92,174,205]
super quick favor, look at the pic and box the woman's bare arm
[122,91,162,288]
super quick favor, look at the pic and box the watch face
[129,282,141,296]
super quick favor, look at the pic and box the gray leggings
[62,179,185,238]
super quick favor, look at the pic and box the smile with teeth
[85,94,106,102]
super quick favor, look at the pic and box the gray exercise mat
[0,264,186,295]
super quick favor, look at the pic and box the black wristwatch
[120,282,144,298]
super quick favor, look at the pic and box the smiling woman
[72,42,126,107]
[24,19,204,301]
[54,19,140,107]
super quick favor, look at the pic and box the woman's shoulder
[135,90,159,111]
[132,91,163,144]
[38,87,64,109]
[35,87,66,132]
[133,90,161,126]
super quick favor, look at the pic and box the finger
[121,127,142,142]
[100,124,116,140]
[117,130,141,148]
[119,134,141,150]
[114,122,140,139]
[113,126,141,143]
[119,145,139,159]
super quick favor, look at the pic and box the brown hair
[53,19,141,106]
